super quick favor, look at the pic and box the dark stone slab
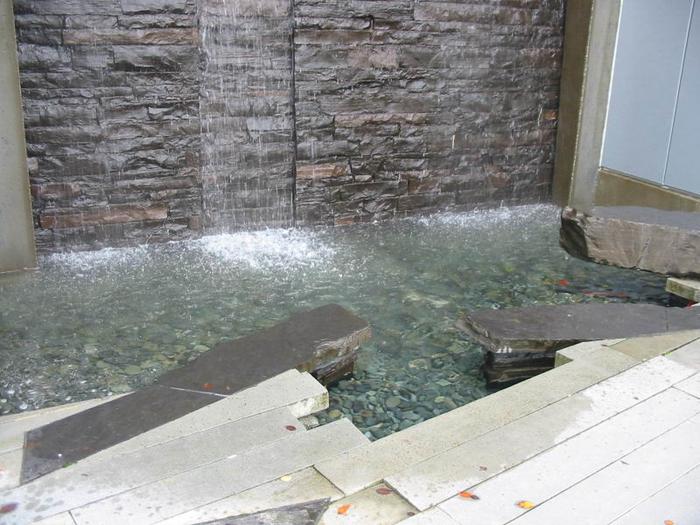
[20,386,218,483]
[156,304,372,394]
[20,305,371,483]
[194,499,330,525]
[458,303,700,387]
[560,206,700,277]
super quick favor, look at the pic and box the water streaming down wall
[199,0,295,231]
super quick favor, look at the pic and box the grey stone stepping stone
[157,304,371,394]
[458,303,700,386]
[560,206,700,277]
[19,305,371,484]
[193,499,329,525]
[667,277,700,302]
[20,385,218,483]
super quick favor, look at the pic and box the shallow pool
[0,205,668,438]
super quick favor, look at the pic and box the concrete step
[666,276,700,302]
[437,387,700,524]
[3,406,303,524]
[317,484,417,525]
[157,467,342,525]
[0,370,326,497]
[314,347,638,496]
[610,464,700,525]
[508,414,700,524]
[385,356,695,510]
[70,418,369,525]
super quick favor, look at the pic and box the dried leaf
[459,491,480,500]
[375,487,393,495]
[558,279,570,286]
[202,383,214,391]
[285,425,297,431]
[337,504,352,515]
[664,521,675,525]
[479,466,488,471]
[516,500,535,509]
[0,503,18,514]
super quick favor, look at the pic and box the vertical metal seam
[662,0,695,185]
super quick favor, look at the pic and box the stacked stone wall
[14,0,564,250]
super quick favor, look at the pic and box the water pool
[0,205,668,438]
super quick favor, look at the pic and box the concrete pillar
[0,2,36,273]
[552,0,621,211]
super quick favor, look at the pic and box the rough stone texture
[458,303,700,386]
[560,206,700,278]
[293,0,564,226]
[14,0,202,251]
[667,277,700,303]
[15,0,565,250]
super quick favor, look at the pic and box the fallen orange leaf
[202,383,213,391]
[664,521,675,525]
[337,504,352,515]
[459,491,480,500]
[516,500,535,509]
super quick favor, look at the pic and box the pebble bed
[0,205,668,439]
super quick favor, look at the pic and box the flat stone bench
[560,206,700,277]
[457,303,700,387]
[20,304,371,483]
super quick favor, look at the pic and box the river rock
[560,206,700,277]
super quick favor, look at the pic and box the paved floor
[1,331,699,524]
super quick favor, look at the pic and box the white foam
[193,228,335,270]
[416,203,558,229]
[43,245,150,273]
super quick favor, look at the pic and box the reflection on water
[0,205,667,438]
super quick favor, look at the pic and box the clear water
[0,205,668,438]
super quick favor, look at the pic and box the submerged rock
[560,206,700,277]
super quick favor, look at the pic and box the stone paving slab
[21,385,219,484]
[193,499,329,525]
[158,467,342,525]
[315,348,637,496]
[509,414,700,524]
[4,407,303,525]
[460,304,700,353]
[89,370,327,459]
[666,338,700,369]
[666,277,700,302]
[157,304,371,394]
[609,330,700,361]
[385,356,695,510]
[20,305,370,483]
[0,395,125,456]
[318,484,417,525]
[70,419,369,525]
[610,464,700,525]
[674,373,700,399]
[400,508,460,525]
[560,206,700,277]
[438,388,700,524]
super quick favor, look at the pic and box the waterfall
[199,0,295,231]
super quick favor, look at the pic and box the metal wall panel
[665,3,700,195]
[601,0,693,184]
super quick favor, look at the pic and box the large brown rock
[560,206,700,277]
